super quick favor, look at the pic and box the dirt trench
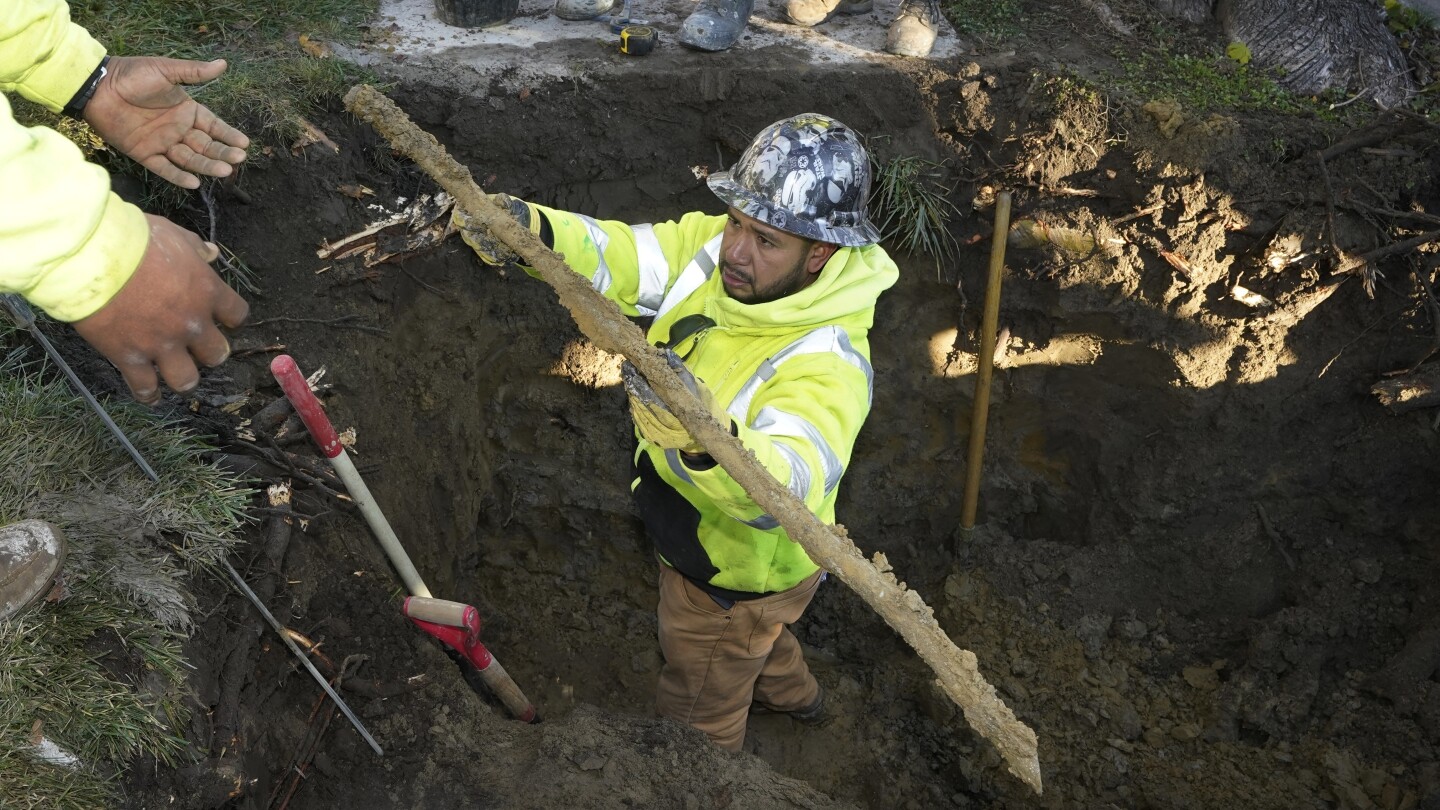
[123,37,1440,810]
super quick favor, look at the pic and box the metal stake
[1,294,159,481]
[223,559,384,756]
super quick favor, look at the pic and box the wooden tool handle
[476,657,538,723]
[403,596,473,628]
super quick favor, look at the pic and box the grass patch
[872,155,961,280]
[940,0,1022,42]
[13,0,379,161]
[0,343,248,809]
[1115,46,1306,114]
[70,0,378,139]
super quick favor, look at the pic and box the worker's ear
[804,241,838,275]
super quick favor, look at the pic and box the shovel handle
[404,596,477,630]
[474,653,539,723]
[271,355,342,458]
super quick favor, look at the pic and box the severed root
[343,83,1042,794]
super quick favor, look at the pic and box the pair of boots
[782,0,941,56]
[678,0,941,54]
[553,0,941,57]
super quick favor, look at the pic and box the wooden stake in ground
[344,84,1043,794]
[961,190,1012,531]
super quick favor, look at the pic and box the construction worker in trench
[0,0,250,622]
[454,113,898,750]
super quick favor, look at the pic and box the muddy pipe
[344,84,1042,793]
[960,190,1012,531]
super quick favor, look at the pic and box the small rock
[1351,558,1383,584]
[1073,614,1113,660]
[1183,666,1221,691]
[1361,768,1388,799]
[1171,723,1201,742]
[1114,617,1148,641]
[631,649,661,674]
[1143,728,1168,748]
[577,754,608,771]
[1113,701,1143,741]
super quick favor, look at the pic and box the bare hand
[83,56,250,190]
[72,215,249,404]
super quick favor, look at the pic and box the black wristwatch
[62,55,110,119]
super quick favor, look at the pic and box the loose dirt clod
[343,82,1044,795]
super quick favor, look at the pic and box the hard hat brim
[708,171,882,248]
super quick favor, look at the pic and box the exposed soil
[112,2,1440,808]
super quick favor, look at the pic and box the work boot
[782,0,872,27]
[885,0,941,57]
[0,520,67,622]
[677,0,755,51]
[750,687,826,726]
[553,0,614,20]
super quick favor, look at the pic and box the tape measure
[619,25,657,56]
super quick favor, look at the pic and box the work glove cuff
[452,194,542,266]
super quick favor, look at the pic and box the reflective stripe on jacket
[528,203,898,596]
[1,0,146,322]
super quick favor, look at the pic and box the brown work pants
[655,564,823,751]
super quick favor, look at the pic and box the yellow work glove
[450,194,540,266]
[622,350,729,455]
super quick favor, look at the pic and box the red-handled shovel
[271,354,539,722]
[403,597,537,722]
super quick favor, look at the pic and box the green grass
[872,155,961,280]
[1115,46,1306,114]
[940,0,1022,42]
[14,0,379,155]
[0,344,249,809]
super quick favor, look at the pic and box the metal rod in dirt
[270,354,432,598]
[1,294,159,482]
[343,84,1042,793]
[961,191,1012,530]
[222,559,383,756]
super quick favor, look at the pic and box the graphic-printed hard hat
[708,113,881,247]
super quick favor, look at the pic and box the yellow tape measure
[619,25,658,56]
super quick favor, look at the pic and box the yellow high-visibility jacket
[526,203,898,598]
[1,0,146,322]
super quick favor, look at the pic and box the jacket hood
[705,244,899,333]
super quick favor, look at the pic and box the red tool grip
[271,354,342,458]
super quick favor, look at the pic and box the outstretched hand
[83,56,250,189]
[72,215,249,404]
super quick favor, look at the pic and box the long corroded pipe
[344,84,1042,794]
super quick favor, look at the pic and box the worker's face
[719,208,836,305]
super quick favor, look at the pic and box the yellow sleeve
[0,0,148,322]
[0,0,106,110]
